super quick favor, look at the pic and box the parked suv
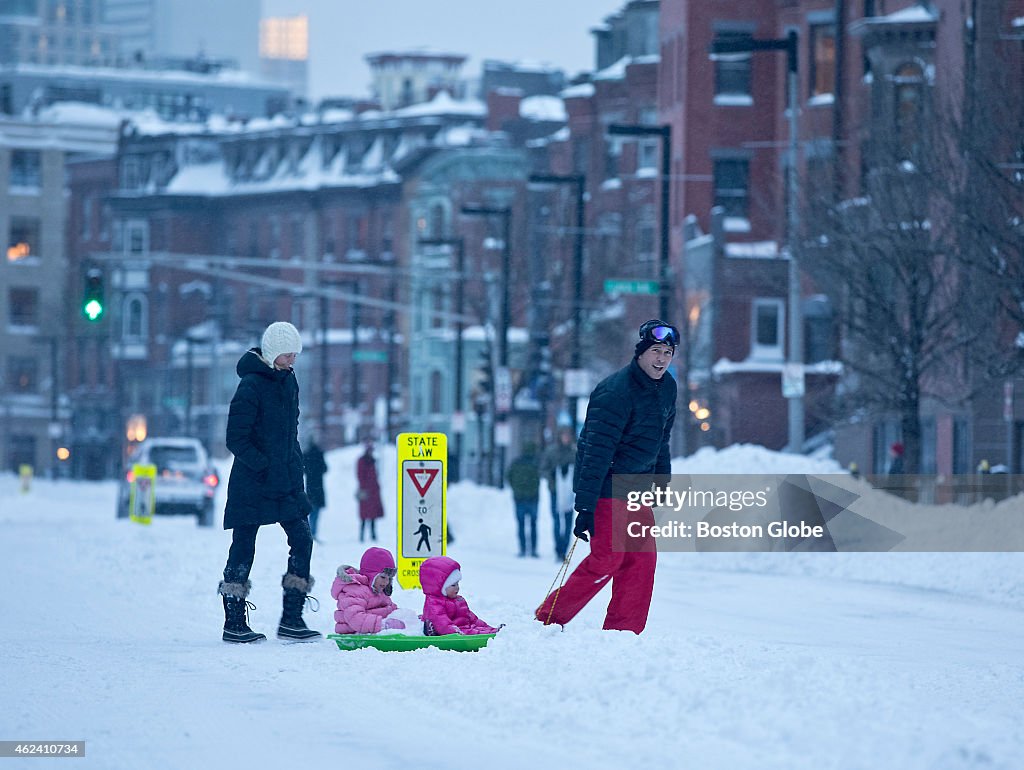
[116,437,219,527]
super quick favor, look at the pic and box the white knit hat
[261,321,302,365]
[441,568,462,595]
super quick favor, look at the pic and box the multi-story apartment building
[659,0,1024,473]
[366,50,468,111]
[0,62,291,122]
[1,105,120,476]
[0,0,120,68]
[62,85,549,476]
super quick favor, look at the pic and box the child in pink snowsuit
[419,556,499,636]
[331,547,407,634]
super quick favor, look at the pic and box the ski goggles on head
[638,320,680,347]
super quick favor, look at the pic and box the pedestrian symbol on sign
[415,518,432,552]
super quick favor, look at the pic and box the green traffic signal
[83,298,104,321]
[82,269,105,322]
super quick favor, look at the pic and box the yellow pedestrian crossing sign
[396,433,447,590]
[130,463,157,525]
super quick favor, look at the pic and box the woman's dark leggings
[360,518,377,541]
[223,517,313,584]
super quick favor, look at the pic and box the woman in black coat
[217,321,320,644]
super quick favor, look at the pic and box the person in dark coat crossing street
[535,319,678,634]
[303,437,328,542]
[217,321,321,643]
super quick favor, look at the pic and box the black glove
[573,510,594,542]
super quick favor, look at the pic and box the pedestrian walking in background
[357,441,384,542]
[507,443,541,558]
[218,321,321,643]
[303,436,328,542]
[887,442,905,476]
[540,426,577,561]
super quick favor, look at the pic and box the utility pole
[419,236,466,482]
[528,173,586,434]
[461,205,512,488]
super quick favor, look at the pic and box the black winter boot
[218,580,266,644]
[278,574,322,641]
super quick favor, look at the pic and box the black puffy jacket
[573,359,677,513]
[223,348,311,529]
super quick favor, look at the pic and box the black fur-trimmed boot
[278,574,322,641]
[218,580,267,644]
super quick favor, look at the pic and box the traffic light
[471,345,493,416]
[476,346,493,394]
[82,268,105,322]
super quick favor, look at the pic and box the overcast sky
[261,0,626,100]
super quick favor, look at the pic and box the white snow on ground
[2,444,1023,769]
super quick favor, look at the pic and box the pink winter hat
[359,547,396,580]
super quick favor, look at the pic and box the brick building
[659,0,1024,471]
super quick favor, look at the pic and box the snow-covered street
[3,445,1023,769]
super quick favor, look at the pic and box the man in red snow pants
[535,320,678,634]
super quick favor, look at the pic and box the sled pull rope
[539,537,579,626]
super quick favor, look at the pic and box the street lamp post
[607,123,689,454]
[710,30,804,452]
[322,278,362,442]
[461,205,512,489]
[607,124,672,322]
[528,173,586,434]
[418,236,466,483]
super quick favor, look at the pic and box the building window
[638,140,658,173]
[290,216,304,259]
[429,203,446,239]
[952,418,970,474]
[572,138,591,175]
[803,295,835,363]
[635,207,655,262]
[751,298,785,360]
[7,217,41,262]
[638,106,659,126]
[380,217,394,260]
[269,215,281,259]
[604,136,621,180]
[121,156,143,190]
[249,220,260,257]
[81,196,93,240]
[809,24,836,99]
[429,370,443,413]
[9,149,42,189]
[6,433,36,473]
[6,356,38,394]
[713,32,752,100]
[125,220,148,256]
[431,286,445,330]
[99,203,111,242]
[323,213,336,261]
[894,63,925,158]
[346,214,366,259]
[8,287,40,328]
[123,294,147,340]
[920,417,937,475]
[713,157,750,220]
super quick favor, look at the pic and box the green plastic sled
[327,633,496,653]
